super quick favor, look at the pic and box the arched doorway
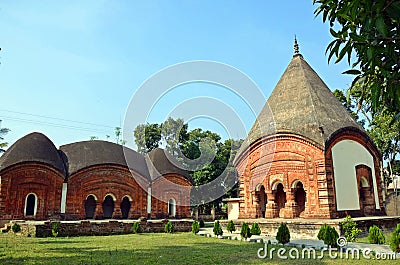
[168,198,176,217]
[255,185,267,218]
[25,193,37,216]
[356,165,375,215]
[275,183,286,217]
[85,195,97,219]
[102,195,115,219]
[120,196,131,219]
[294,182,306,216]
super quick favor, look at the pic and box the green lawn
[357,231,393,245]
[0,232,398,265]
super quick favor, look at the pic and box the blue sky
[0,0,355,150]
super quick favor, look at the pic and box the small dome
[146,148,192,183]
[0,132,66,175]
[60,140,150,179]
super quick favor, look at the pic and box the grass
[0,232,398,265]
[357,231,393,245]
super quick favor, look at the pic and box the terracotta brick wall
[66,165,149,220]
[0,163,64,220]
[151,174,192,219]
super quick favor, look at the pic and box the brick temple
[233,40,385,219]
[0,133,192,221]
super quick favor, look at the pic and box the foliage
[313,0,400,116]
[164,221,174,233]
[213,221,223,236]
[368,225,385,244]
[340,215,362,242]
[323,226,339,248]
[52,223,59,238]
[11,223,21,233]
[317,224,329,241]
[114,127,126,145]
[133,117,243,211]
[199,220,205,228]
[0,124,10,153]
[132,222,142,234]
[191,220,200,234]
[226,220,236,233]
[390,223,400,252]
[276,223,290,245]
[240,222,251,240]
[333,89,365,126]
[250,222,261,236]
[133,123,162,154]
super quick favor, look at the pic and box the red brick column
[283,188,298,218]
[265,191,279,218]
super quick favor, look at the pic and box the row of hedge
[189,217,400,252]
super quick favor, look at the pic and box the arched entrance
[294,181,306,216]
[25,193,37,216]
[102,195,115,219]
[356,165,375,215]
[275,183,286,217]
[85,195,97,219]
[255,184,267,218]
[168,198,176,217]
[120,196,131,219]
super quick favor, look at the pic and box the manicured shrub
[250,222,261,236]
[164,221,174,233]
[323,226,339,248]
[226,220,236,233]
[390,223,400,252]
[199,220,205,228]
[11,223,21,233]
[317,224,329,241]
[192,220,200,234]
[340,215,361,242]
[368,225,385,244]
[276,223,290,245]
[213,221,223,236]
[240,222,251,240]
[132,221,142,234]
[52,223,59,238]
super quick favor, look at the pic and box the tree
[0,121,10,153]
[133,117,243,212]
[313,0,400,118]
[161,117,188,156]
[276,223,290,245]
[213,220,223,236]
[333,89,365,127]
[133,123,162,154]
[226,220,236,233]
[240,222,251,240]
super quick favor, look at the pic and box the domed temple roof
[60,140,150,178]
[0,132,66,175]
[146,148,192,183]
[246,39,363,147]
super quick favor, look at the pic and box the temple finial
[294,35,299,55]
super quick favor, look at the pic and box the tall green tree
[313,0,400,118]
[133,118,243,211]
[161,117,188,156]
[133,123,162,154]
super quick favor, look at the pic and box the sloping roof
[246,53,363,147]
[146,148,192,183]
[0,132,66,175]
[60,140,150,178]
